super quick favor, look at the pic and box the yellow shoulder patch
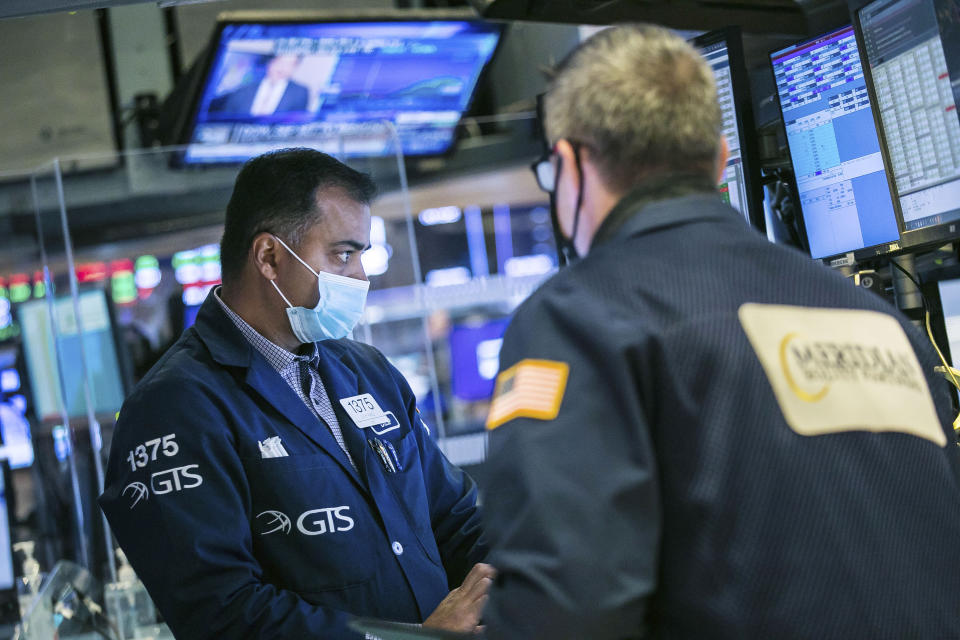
[485,359,569,431]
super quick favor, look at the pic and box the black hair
[219,148,377,283]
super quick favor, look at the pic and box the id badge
[339,393,390,429]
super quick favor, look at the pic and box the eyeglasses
[530,141,587,194]
[531,150,557,193]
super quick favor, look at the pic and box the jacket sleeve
[385,357,487,588]
[98,377,362,640]
[481,290,661,640]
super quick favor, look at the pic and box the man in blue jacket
[100,148,491,639]
[481,25,960,639]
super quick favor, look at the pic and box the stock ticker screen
[771,26,900,259]
[184,20,502,164]
[859,0,960,233]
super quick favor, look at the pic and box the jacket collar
[192,293,255,368]
[591,173,738,249]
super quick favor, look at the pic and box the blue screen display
[18,291,125,422]
[184,21,502,164]
[771,26,900,259]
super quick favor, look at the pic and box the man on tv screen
[208,54,310,116]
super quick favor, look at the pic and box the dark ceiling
[470,0,852,36]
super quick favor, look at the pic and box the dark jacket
[482,185,960,639]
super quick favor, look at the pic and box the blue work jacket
[99,295,485,639]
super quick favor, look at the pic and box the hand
[423,563,496,633]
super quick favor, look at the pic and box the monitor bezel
[768,23,905,264]
[177,10,507,166]
[854,0,960,253]
[690,26,766,232]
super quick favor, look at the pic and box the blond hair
[544,24,722,191]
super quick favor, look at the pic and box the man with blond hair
[481,24,960,639]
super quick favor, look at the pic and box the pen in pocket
[368,437,396,473]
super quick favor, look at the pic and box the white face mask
[269,235,370,342]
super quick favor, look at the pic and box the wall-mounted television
[181,15,503,164]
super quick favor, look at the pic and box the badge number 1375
[127,434,179,470]
[339,394,388,429]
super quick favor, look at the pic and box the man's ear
[715,136,729,186]
[554,139,581,194]
[251,233,282,280]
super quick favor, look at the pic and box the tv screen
[183,19,503,164]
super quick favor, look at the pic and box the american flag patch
[486,359,570,431]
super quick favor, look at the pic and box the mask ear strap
[270,279,294,309]
[272,234,319,277]
[570,144,585,248]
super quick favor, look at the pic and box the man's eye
[336,251,352,264]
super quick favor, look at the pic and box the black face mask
[550,145,584,267]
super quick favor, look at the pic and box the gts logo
[256,506,354,536]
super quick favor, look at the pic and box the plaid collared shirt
[214,289,356,469]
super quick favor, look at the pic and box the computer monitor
[491,203,557,278]
[181,16,503,164]
[690,27,765,229]
[415,205,488,286]
[856,0,960,250]
[770,25,902,261]
[18,290,126,422]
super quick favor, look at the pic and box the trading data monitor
[18,290,126,422]
[771,26,901,260]
[692,28,763,227]
[183,18,502,164]
[858,0,960,246]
